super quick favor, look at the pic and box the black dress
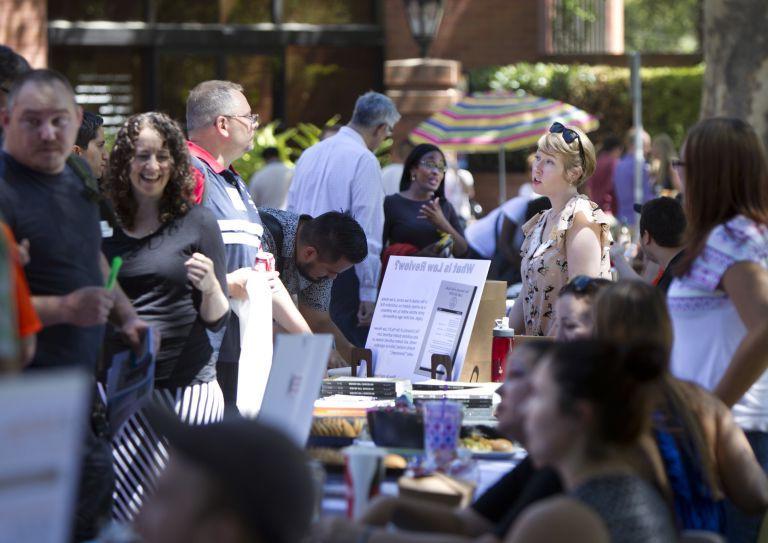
[383,193,465,251]
[101,204,230,521]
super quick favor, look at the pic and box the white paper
[257,334,333,446]
[0,370,90,543]
[235,271,274,417]
[366,257,490,381]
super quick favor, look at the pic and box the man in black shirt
[0,69,147,541]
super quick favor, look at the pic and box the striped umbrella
[410,91,599,204]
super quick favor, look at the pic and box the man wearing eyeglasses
[287,92,400,348]
[186,80,313,408]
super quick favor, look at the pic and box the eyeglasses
[549,122,585,170]
[419,160,447,173]
[223,113,260,128]
[671,158,685,168]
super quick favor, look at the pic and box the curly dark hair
[107,112,195,229]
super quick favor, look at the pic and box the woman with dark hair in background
[103,111,229,521]
[507,340,676,543]
[382,143,468,259]
[595,280,768,534]
[649,133,682,194]
[667,118,768,542]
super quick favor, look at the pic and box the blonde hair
[537,125,597,186]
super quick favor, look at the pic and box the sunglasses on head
[550,122,585,170]
[560,275,611,297]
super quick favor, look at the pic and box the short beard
[296,260,321,284]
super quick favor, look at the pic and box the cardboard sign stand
[430,354,454,381]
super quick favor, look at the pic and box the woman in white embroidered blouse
[509,123,612,336]
[667,117,768,542]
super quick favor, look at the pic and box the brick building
[0,0,645,206]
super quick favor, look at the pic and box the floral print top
[519,194,613,336]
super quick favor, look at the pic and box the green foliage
[470,62,704,149]
[625,0,701,53]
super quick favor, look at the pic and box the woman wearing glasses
[382,143,468,260]
[510,123,612,337]
[102,112,229,521]
[667,118,768,542]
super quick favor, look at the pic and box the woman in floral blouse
[509,123,612,336]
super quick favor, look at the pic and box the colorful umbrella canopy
[410,91,599,152]
[410,92,599,205]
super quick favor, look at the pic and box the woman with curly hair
[102,111,229,521]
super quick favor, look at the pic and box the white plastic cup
[342,445,385,520]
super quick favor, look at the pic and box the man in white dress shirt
[286,91,400,346]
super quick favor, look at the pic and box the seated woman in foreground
[594,280,768,533]
[308,342,561,543]
[506,340,677,543]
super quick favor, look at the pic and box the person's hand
[64,286,115,326]
[306,518,367,543]
[119,317,156,353]
[609,241,628,264]
[327,349,349,369]
[357,300,375,326]
[418,197,450,231]
[17,239,30,266]
[227,267,252,300]
[185,252,219,294]
[263,270,282,294]
[610,240,637,263]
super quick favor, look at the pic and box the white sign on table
[0,369,90,543]
[366,256,490,381]
[258,333,333,446]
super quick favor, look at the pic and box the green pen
[105,256,123,290]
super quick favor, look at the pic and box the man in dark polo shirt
[186,80,318,405]
[259,209,367,364]
[0,69,147,541]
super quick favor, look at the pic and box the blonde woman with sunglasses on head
[509,123,612,337]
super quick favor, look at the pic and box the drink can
[253,251,275,272]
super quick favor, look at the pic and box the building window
[50,46,144,130]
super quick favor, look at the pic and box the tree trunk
[701,0,768,148]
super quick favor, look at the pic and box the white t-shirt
[464,196,530,258]
[668,215,768,431]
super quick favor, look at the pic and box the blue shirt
[612,154,653,225]
[188,141,264,365]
